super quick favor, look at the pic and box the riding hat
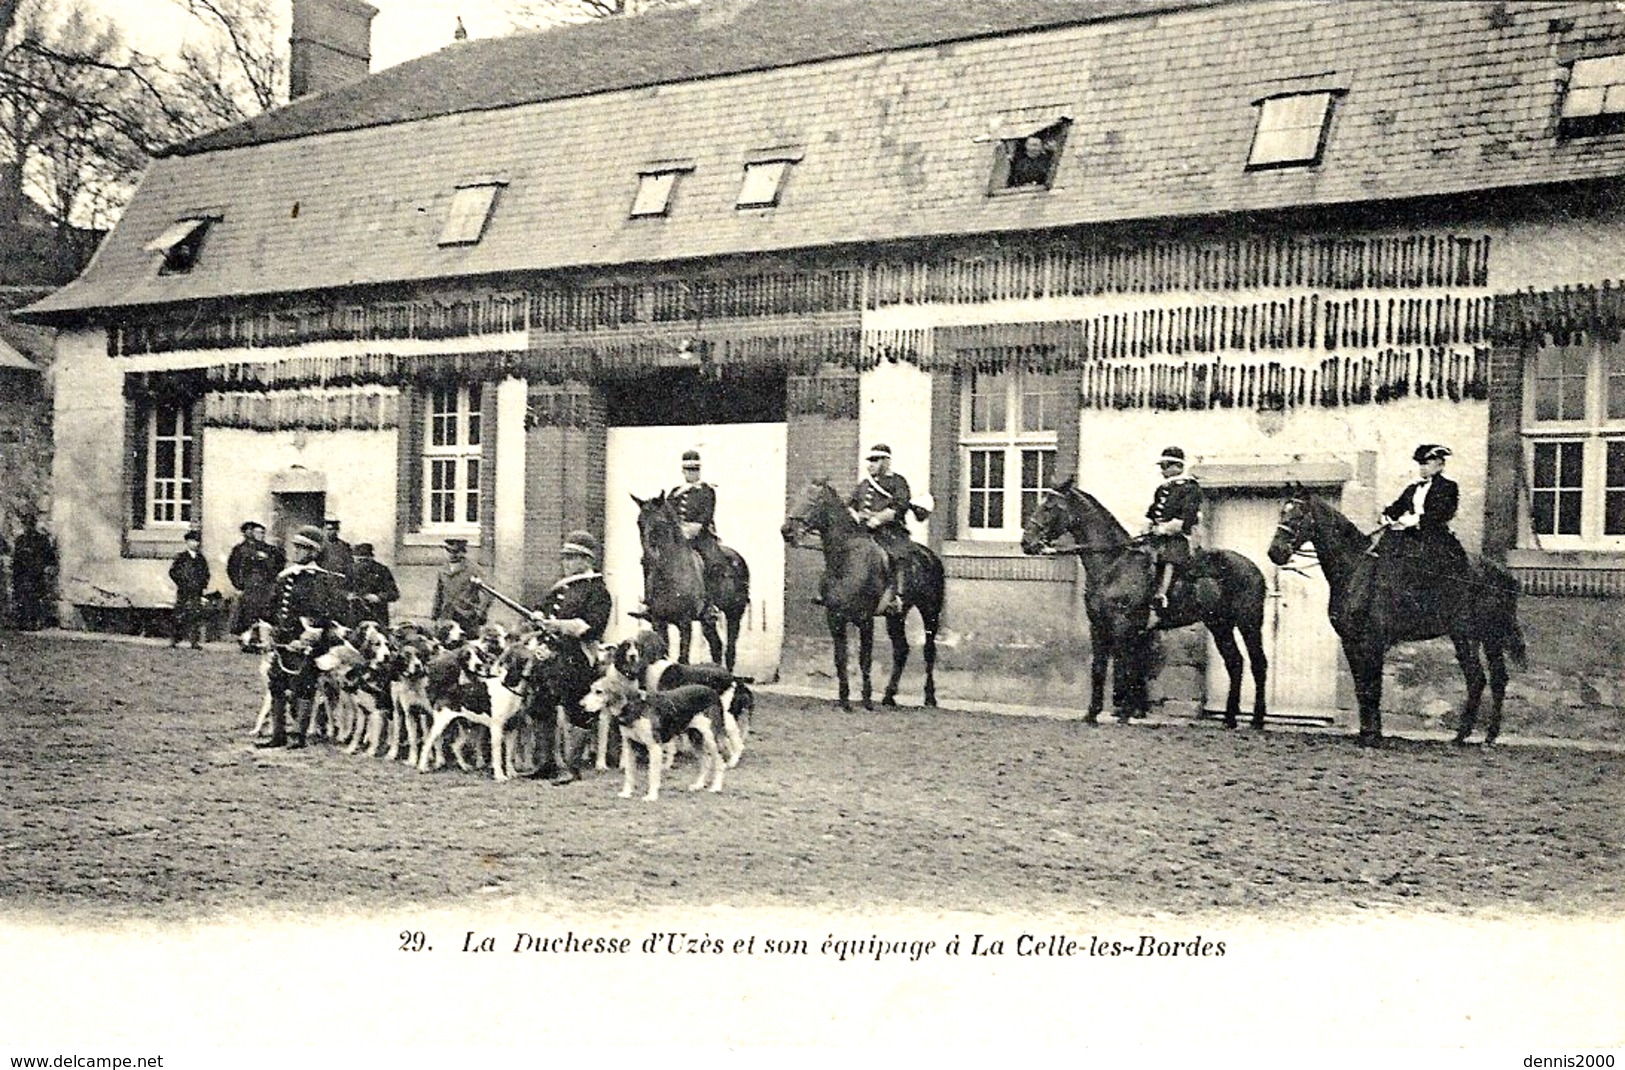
[354,542,375,557]
[183,528,202,543]
[1158,446,1186,466]
[561,530,599,561]
[681,449,702,469]
[443,537,469,553]
[866,443,892,460]
[240,520,263,534]
[324,518,341,529]
[1413,444,1452,464]
[291,525,325,551]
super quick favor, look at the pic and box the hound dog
[314,620,394,756]
[610,635,752,768]
[416,633,539,781]
[386,630,439,766]
[579,673,729,801]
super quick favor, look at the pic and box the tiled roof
[26,0,1625,322]
[0,335,39,371]
[171,0,1219,156]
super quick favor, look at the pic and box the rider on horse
[671,448,728,622]
[1142,446,1203,629]
[850,443,913,615]
[1362,443,1471,623]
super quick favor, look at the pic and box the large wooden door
[603,424,786,679]
[1202,491,1347,723]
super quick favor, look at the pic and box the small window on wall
[736,160,791,208]
[960,369,1061,539]
[439,183,502,246]
[144,217,213,275]
[1560,54,1625,136]
[631,171,681,217]
[1523,338,1625,546]
[422,382,482,529]
[988,118,1070,193]
[1247,91,1336,169]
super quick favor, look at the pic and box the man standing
[849,443,913,615]
[1143,446,1203,629]
[530,530,613,785]
[431,537,491,635]
[168,529,211,650]
[320,517,355,591]
[11,513,57,631]
[350,542,400,626]
[227,520,283,644]
[671,448,728,615]
[256,526,347,749]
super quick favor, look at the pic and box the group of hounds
[246,618,756,801]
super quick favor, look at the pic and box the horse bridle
[1274,498,1322,575]
[1028,485,1136,555]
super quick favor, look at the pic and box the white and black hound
[580,675,729,801]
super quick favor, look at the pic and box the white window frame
[631,170,682,217]
[1561,55,1625,122]
[1521,337,1625,549]
[144,217,213,275]
[439,183,503,246]
[737,160,792,208]
[421,382,482,533]
[959,369,1061,541]
[1247,91,1335,169]
[146,399,196,527]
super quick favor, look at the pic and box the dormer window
[989,117,1070,192]
[630,161,694,218]
[1561,55,1625,136]
[439,182,503,246]
[1247,91,1336,169]
[144,217,213,275]
[736,148,802,209]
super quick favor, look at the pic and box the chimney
[289,0,379,100]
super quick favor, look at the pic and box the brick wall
[1483,341,1525,559]
[783,370,860,636]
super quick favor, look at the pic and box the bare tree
[505,0,697,29]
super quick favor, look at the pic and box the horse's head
[782,479,840,545]
[634,491,683,551]
[1020,476,1079,555]
[1268,484,1315,565]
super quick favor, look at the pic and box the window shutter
[126,395,148,531]
[396,384,425,544]
[1054,370,1081,483]
[478,382,499,568]
[187,395,205,526]
[929,369,961,546]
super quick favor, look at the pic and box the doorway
[271,492,325,556]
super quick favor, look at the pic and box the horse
[634,492,729,665]
[693,528,751,674]
[780,479,945,710]
[1020,477,1269,728]
[1267,486,1527,746]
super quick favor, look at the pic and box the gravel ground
[2,631,1620,925]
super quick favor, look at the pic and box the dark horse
[633,492,749,669]
[1020,477,1269,728]
[781,479,945,709]
[1267,487,1526,746]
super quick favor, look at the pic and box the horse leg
[1240,620,1269,730]
[1483,640,1509,745]
[1344,640,1385,745]
[828,614,852,710]
[676,620,694,665]
[921,613,938,709]
[857,616,876,711]
[1451,636,1487,744]
[724,609,744,674]
[881,612,909,707]
[1209,624,1245,730]
[700,612,724,666]
[1086,631,1108,725]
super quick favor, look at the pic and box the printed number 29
[400,930,428,952]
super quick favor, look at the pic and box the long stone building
[22,0,1625,713]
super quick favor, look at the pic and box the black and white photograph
[1,0,1622,1064]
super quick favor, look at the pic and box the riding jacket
[533,571,613,644]
[269,562,347,644]
[671,481,717,538]
[432,562,492,632]
[851,471,913,544]
[1147,474,1203,565]
[1382,474,1459,534]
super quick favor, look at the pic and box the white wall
[858,359,933,542]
